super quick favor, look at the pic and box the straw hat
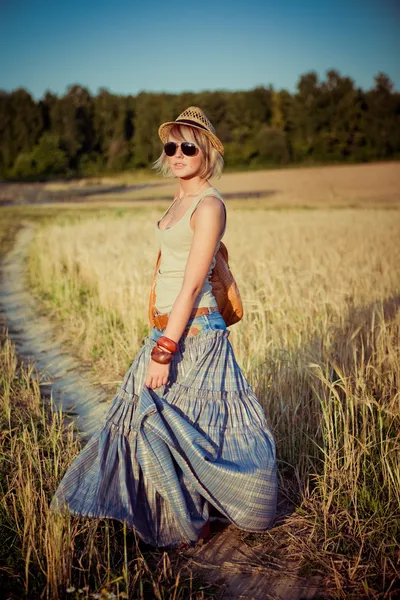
[158,106,224,156]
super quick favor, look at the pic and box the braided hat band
[158,106,224,156]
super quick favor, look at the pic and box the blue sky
[0,0,399,99]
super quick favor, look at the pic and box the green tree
[32,133,68,176]
[2,71,400,180]
[364,73,400,159]
[0,89,43,176]
[270,90,285,131]
[254,126,289,165]
[292,71,321,161]
[11,151,36,179]
[11,133,67,179]
[50,84,94,168]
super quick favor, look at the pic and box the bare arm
[163,196,226,343]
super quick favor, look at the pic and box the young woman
[51,107,277,550]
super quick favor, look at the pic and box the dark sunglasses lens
[181,142,197,156]
[164,142,177,156]
[164,141,197,157]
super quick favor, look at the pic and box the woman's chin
[174,171,193,180]
[173,168,201,180]
[172,166,189,176]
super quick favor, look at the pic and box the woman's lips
[174,163,186,167]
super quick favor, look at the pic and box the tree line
[0,70,399,180]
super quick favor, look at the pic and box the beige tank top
[154,186,227,313]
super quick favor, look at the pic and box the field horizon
[1,161,399,211]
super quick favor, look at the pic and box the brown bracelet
[157,335,178,354]
[151,346,173,365]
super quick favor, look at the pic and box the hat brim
[158,122,224,156]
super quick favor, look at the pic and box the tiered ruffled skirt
[51,329,277,548]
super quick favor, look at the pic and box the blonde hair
[152,124,224,179]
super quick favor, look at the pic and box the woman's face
[166,133,204,180]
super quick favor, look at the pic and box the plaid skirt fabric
[51,328,277,548]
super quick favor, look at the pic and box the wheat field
[67,161,400,209]
[28,207,400,379]
[11,163,400,597]
[0,328,213,599]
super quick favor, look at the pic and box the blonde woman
[51,107,277,550]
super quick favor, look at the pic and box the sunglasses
[163,141,199,157]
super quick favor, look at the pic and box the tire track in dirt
[0,223,110,440]
[0,223,327,599]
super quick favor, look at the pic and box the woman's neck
[176,177,209,199]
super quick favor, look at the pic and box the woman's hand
[145,357,170,390]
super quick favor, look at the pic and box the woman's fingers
[145,362,170,389]
[146,376,167,390]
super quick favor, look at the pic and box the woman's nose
[175,144,184,157]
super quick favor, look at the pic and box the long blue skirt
[51,324,277,548]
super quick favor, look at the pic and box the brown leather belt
[152,305,219,331]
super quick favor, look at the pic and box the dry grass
[2,163,400,597]
[0,327,221,599]
[28,208,400,385]
[4,162,400,210]
[26,199,400,598]
[80,162,400,208]
[216,161,400,205]
[0,217,222,599]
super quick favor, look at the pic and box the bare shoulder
[191,192,226,234]
[196,193,225,214]
[193,195,225,224]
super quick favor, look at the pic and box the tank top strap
[188,186,224,217]
[187,186,226,237]
[158,194,180,222]
[160,187,223,224]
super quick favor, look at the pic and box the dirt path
[0,224,110,440]
[0,224,327,599]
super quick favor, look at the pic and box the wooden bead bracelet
[157,336,178,354]
[151,346,173,364]
[151,335,178,365]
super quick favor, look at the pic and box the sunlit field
[0,217,218,600]
[1,162,399,598]
[26,180,400,597]
[4,161,399,210]
[0,329,216,599]
[72,161,400,208]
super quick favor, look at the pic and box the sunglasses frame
[163,141,199,157]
